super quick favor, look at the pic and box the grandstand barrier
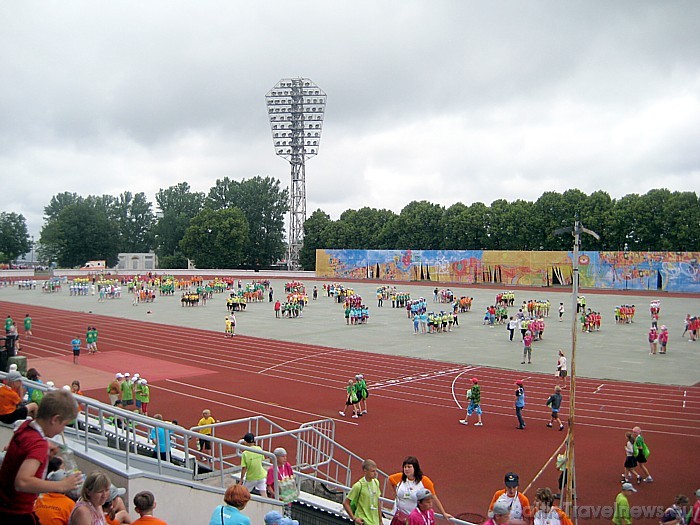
[0,371,476,525]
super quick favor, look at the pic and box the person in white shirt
[556,351,568,388]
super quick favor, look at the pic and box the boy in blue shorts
[459,377,483,426]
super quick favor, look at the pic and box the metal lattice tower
[266,78,326,270]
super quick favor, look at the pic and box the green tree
[579,190,613,250]
[461,202,491,250]
[662,191,700,251]
[301,209,333,270]
[389,201,445,249]
[0,212,31,263]
[111,192,155,253]
[441,203,469,250]
[207,176,288,267]
[44,192,82,223]
[180,208,249,268]
[153,182,205,264]
[40,201,120,267]
[482,199,536,250]
[336,207,397,249]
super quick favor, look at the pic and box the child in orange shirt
[132,491,168,524]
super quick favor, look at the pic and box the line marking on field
[683,390,686,408]
[375,365,477,391]
[594,384,605,394]
[257,350,342,374]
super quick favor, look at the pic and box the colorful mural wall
[316,250,700,293]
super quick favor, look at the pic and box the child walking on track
[622,432,641,484]
[339,380,360,418]
[632,426,653,483]
[556,350,568,387]
[545,386,564,430]
[70,335,81,365]
[459,377,483,426]
[355,374,369,414]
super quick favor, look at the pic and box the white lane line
[257,349,343,373]
[594,384,605,394]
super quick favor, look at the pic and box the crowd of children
[483,305,509,326]
[522,299,551,317]
[684,314,700,341]
[434,288,455,303]
[455,296,473,312]
[344,295,369,325]
[375,286,411,308]
[581,310,602,332]
[495,291,516,306]
[284,281,305,294]
[226,294,248,311]
[614,305,636,324]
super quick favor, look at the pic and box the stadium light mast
[266,78,326,270]
[554,216,600,524]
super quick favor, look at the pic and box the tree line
[35,176,288,269]
[1,187,697,270]
[300,189,700,269]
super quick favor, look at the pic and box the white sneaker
[459,420,468,425]
[352,414,359,419]
[643,476,653,482]
[362,410,367,414]
[474,421,483,426]
[338,411,345,416]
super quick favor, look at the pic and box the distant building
[117,252,158,272]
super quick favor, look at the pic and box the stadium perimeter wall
[315,249,700,293]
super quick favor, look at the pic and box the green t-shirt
[121,380,133,401]
[613,492,631,525]
[347,478,380,525]
[241,446,268,481]
[470,384,481,405]
[5,317,13,331]
[24,317,32,330]
[135,384,150,403]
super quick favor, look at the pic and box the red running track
[3,301,699,524]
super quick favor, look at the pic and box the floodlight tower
[266,78,326,270]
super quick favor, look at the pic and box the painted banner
[316,250,700,293]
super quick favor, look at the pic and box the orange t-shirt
[34,492,76,525]
[0,384,21,415]
[133,516,169,525]
[488,489,532,520]
[388,472,437,494]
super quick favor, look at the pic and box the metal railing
[1,372,473,524]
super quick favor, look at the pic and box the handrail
[1,372,475,524]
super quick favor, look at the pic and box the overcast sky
[2,1,699,239]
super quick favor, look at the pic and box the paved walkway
[2,279,698,385]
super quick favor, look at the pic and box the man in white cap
[102,483,129,523]
[408,488,435,525]
[483,501,510,525]
[136,379,150,416]
[107,373,123,406]
[0,371,38,424]
[612,482,637,525]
